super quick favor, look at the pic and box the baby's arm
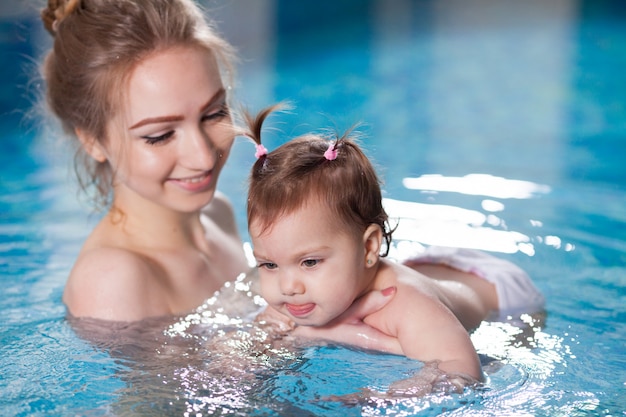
[377,283,483,381]
[325,285,481,401]
[294,287,402,354]
[256,288,402,354]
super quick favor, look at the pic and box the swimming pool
[1,0,625,415]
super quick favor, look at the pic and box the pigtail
[241,103,287,159]
[323,124,360,162]
[241,105,272,147]
[323,139,339,161]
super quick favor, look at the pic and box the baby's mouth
[285,303,315,317]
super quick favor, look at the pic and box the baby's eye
[258,262,277,270]
[302,259,320,268]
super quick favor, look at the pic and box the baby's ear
[363,224,383,266]
[75,128,107,163]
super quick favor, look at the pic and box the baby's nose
[279,273,305,296]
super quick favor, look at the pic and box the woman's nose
[181,127,217,168]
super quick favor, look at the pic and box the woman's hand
[292,287,402,354]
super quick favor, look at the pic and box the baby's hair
[245,106,394,256]
[39,0,236,209]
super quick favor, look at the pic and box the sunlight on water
[62,274,587,416]
[468,315,601,416]
[385,173,578,257]
[1,243,605,416]
[402,174,551,200]
[166,273,265,337]
[384,197,535,256]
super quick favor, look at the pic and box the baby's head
[245,107,395,326]
[245,107,393,252]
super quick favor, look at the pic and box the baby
[243,106,544,391]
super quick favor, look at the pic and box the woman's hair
[40,0,236,208]
[244,106,394,257]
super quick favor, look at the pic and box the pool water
[1,0,625,415]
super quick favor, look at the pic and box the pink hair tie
[255,144,268,159]
[324,142,338,161]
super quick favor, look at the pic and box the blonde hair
[40,0,236,208]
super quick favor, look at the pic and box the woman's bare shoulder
[64,246,164,321]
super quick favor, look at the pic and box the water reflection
[470,315,600,416]
[63,272,574,416]
[384,197,534,255]
[385,174,567,256]
[69,273,302,416]
[402,174,551,199]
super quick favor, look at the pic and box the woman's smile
[169,170,213,192]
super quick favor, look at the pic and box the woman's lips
[286,303,315,317]
[170,171,213,192]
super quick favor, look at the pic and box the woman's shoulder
[64,246,164,321]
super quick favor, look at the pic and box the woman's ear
[75,128,107,163]
[363,224,383,267]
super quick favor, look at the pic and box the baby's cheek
[258,275,275,300]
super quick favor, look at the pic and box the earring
[367,258,373,265]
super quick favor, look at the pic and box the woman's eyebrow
[129,114,183,130]
[200,88,226,112]
[129,88,226,130]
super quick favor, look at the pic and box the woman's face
[101,46,234,213]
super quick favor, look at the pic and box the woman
[41,0,247,321]
[40,0,395,349]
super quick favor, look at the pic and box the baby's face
[250,200,372,326]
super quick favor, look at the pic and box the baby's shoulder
[64,247,162,320]
[381,264,448,317]
[386,262,437,297]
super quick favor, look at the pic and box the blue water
[2,0,626,415]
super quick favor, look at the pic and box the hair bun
[41,0,81,35]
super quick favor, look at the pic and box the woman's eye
[202,104,230,122]
[302,259,319,268]
[142,131,174,145]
